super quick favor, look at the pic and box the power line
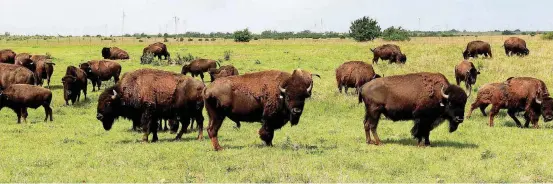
[121,11,126,35]
[173,16,179,34]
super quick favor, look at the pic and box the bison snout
[291,108,302,114]
[454,116,464,123]
[96,113,104,120]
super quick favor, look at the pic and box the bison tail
[358,91,364,104]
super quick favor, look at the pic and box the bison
[454,60,480,96]
[208,65,239,81]
[370,44,407,64]
[79,60,121,91]
[0,84,53,123]
[358,72,468,147]
[142,42,170,60]
[62,66,88,105]
[467,82,507,117]
[463,40,492,59]
[15,53,35,72]
[203,69,320,151]
[335,61,381,94]
[30,55,55,88]
[102,47,130,60]
[474,77,553,128]
[181,59,220,82]
[0,63,36,89]
[0,49,16,64]
[96,69,205,142]
[503,37,529,56]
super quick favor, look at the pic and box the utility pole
[418,18,421,31]
[173,16,179,34]
[121,11,126,36]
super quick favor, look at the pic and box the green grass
[1,36,553,182]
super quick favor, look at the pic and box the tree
[233,28,252,42]
[502,30,515,35]
[349,16,381,42]
[382,26,411,41]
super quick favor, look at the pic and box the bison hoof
[214,146,224,151]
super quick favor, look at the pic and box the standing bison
[454,60,480,96]
[475,77,553,128]
[503,37,529,56]
[102,47,130,60]
[208,65,239,81]
[0,84,53,123]
[0,49,16,64]
[370,44,406,64]
[0,63,36,89]
[142,42,170,60]
[463,41,492,59]
[96,69,205,142]
[467,82,507,117]
[15,53,35,72]
[79,60,121,91]
[203,69,320,151]
[62,66,88,105]
[181,59,220,82]
[358,72,467,147]
[30,55,55,88]
[335,61,381,94]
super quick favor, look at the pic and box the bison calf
[454,60,480,96]
[181,59,220,82]
[0,84,53,123]
[335,61,380,94]
[62,66,88,105]
[208,65,239,81]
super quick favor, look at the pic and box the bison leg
[83,86,88,99]
[467,101,481,118]
[21,108,28,123]
[505,49,510,57]
[150,118,159,142]
[140,109,154,142]
[234,121,241,129]
[523,113,530,128]
[14,108,22,124]
[195,113,205,140]
[200,73,205,83]
[207,115,224,151]
[97,80,102,90]
[479,104,489,116]
[176,115,191,140]
[372,56,378,64]
[364,104,382,145]
[507,108,523,128]
[337,83,342,93]
[488,105,501,127]
[91,80,97,92]
[258,124,274,146]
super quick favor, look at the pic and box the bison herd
[0,36,547,151]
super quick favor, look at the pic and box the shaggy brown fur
[503,37,529,56]
[0,84,53,123]
[62,66,88,105]
[454,60,480,96]
[0,63,36,89]
[79,60,121,91]
[335,61,380,94]
[370,44,406,64]
[463,40,492,59]
[102,47,130,60]
[208,65,239,81]
[142,42,170,60]
[0,49,16,64]
[182,59,220,82]
[30,55,55,88]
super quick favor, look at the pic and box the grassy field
[1,35,553,182]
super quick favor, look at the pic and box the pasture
[1,36,553,182]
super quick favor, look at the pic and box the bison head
[181,64,191,75]
[536,97,553,122]
[440,85,468,132]
[97,87,121,130]
[101,47,111,59]
[462,50,470,60]
[521,48,530,56]
[79,62,92,75]
[398,54,407,63]
[61,75,77,101]
[279,69,320,126]
[467,67,480,85]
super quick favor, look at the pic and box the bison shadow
[383,138,478,149]
[114,136,200,144]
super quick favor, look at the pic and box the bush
[224,50,232,61]
[188,38,193,41]
[163,38,168,42]
[198,38,203,41]
[541,32,553,40]
[233,28,252,42]
[179,37,184,42]
[211,38,216,41]
[382,26,411,41]
[339,35,346,39]
[138,39,144,42]
[349,16,381,42]
[253,37,259,40]
[140,53,155,64]
[204,38,209,41]
[182,53,197,63]
[502,30,515,35]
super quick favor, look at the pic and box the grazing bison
[358,72,467,146]
[370,44,407,64]
[503,37,529,56]
[481,77,553,128]
[467,82,507,117]
[454,60,480,96]
[0,49,16,64]
[142,42,170,60]
[101,47,130,60]
[30,55,55,88]
[0,63,36,89]
[463,41,492,59]
[335,61,381,94]
[62,66,88,105]
[15,53,35,72]
[0,84,53,123]
[208,65,239,81]
[96,69,205,142]
[79,60,121,91]
[181,59,220,82]
[203,69,320,151]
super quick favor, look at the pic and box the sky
[1,0,552,36]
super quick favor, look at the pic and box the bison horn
[536,98,543,104]
[306,82,313,93]
[279,85,286,93]
[311,74,321,78]
[441,85,449,99]
[111,90,118,99]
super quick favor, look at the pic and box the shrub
[253,37,259,40]
[138,39,144,42]
[224,50,232,61]
[233,28,252,42]
[502,30,515,35]
[179,37,184,42]
[211,38,216,41]
[45,52,53,59]
[382,26,411,41]
[204,38,209,41]
[188,38,193,41]
[198,38,203,41]
[339,35,346,39]
[349,16,381,42]
[182,53,197,63]
[163,38,168,42]
[140,52,155,64]
[541,32,553,40]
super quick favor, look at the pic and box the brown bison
[467,82,507,117]
[0,49,16,64]
[79,60,121,91]
[208,65,239,81]
[503,37,529,56]
[0,63,36,89]
[204,69,320,151]
[454,60,480,96]
[472,77,553,128]
[335,61,381,94]
[358,72,467,147]
[0,84,53,123]
[463,40,492,59]
[62,66,88,105]
[142,42,170,60]
[96,69,205,142]
[370,44,407,64]
[15,53,35,72]
[102,47,130,60]
[30,55,55,88]
[181,59,220,82]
